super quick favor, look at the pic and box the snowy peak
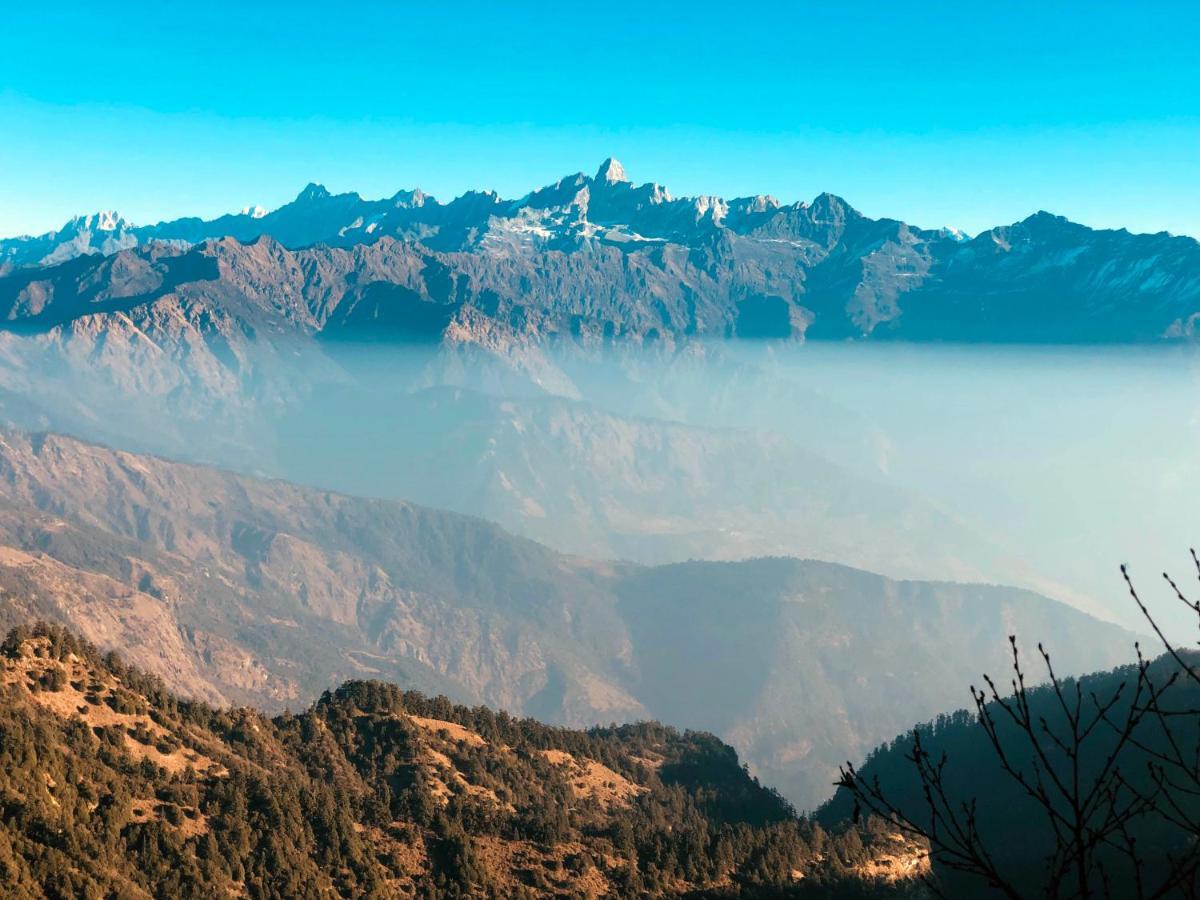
[95,210,124,232]
[735,195,782,214]
[295,182,332,203]
[939,226,971,242]
[67,210,127,233]
[390,188,428,209]
[595,157,629,185]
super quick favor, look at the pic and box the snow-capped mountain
[2,158,1199,343]
[1,210,140,269]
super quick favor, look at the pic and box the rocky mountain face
[4,158,1199,343]
[0,211,143,273]
[0,624,929,898]
[0,429,1137,809]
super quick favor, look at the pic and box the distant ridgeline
[1,159,1199,344]
[0,623,928,899]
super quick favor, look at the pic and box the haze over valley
[3,8,1199,887]
[0,161,1195,633]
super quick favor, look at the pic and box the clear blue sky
[2,1,1198,238]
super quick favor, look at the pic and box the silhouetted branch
[836,551,1200,898]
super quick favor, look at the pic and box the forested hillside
[0,623,930,898]
[822,645,1200,897]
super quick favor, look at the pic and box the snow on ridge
[69,211,126,232]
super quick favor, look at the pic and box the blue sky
[2,1,1198,237]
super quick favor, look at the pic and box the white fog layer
[0,332,1192,635]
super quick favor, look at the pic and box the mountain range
[3,158,1199,344]
[0,159,1178,816]
[0,160,1187,619]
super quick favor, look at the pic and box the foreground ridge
[0,623,927,898]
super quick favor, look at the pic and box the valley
[0,428,1138,809]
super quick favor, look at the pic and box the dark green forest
[824,640,1200,898]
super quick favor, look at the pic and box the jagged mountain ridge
[1,158,850,267]
[0,428,1137,809]
[0,211,144,271]
[3,159,1199,342]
